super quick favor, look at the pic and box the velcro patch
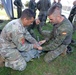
[62,32,67,35]
[19,37,25,45]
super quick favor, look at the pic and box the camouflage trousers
[0,48,41,71]
[44,45,68,63]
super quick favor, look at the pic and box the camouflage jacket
[42,16,73,51]
[0,19,38,51]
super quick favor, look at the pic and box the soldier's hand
[33,44,38,49]
[33,44,42,50]
[39,40,46,45]
[35,19,40,25]
[37,46,43,50]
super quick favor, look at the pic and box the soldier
[38,4,73,63]
[29,0,37,17]
[36,0,51,34]
[68,0,76,48]
[28,0,38,38]
[37,0,51,22]
[14,0,23,18]
[28,0,37,38]
[0,9,42,71]
[68,0,76,23]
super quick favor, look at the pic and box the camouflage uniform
[37,0,51,22]
[0,19,41,71]
[41,16,73,63]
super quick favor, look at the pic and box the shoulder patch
[19,37,25,45]
[62,32,67,35]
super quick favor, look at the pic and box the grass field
[0,21,76,75]
[0,10,76,75]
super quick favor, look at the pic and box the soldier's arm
[37,25,51,38]
[11,29,38,51]
[24,29,39,44]
[42,28,69,51]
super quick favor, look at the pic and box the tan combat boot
[0,55,5,67]
[61,48,67,56]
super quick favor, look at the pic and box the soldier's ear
[24,18,27,22]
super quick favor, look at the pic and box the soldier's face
[23,17,34,26]
[48,15,58,25]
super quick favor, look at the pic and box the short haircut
[21,9,35,19]
[47,3,62,16]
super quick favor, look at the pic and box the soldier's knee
[17,61,27,71]
[13,58,27,71]
[13,60,27,71]
[44,51,60,63]
[5,58,27,71]
[44,54,53,63]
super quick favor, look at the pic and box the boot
[67,46,73,54]
[61,48,67,56]
[0,55,5,67]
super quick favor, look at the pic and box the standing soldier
[28,0,37,38]
[37,0,51,23]
[29,0,37,17]
[68,0,76,47]
[68,0,76,23]
[37,0,51,34]
[71,0,76,32]
[14,0,23,18]
[38,4,73,63]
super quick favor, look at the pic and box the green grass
[0,21,76,75]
